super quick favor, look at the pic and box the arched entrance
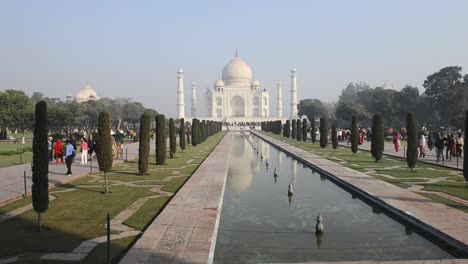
[230,95,245,117]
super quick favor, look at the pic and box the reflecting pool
[213,132,454,263]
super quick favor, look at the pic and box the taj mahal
[176,52,298,123]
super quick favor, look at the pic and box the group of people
[47,135,95,175]
[392,131,464,164]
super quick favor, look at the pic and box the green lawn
[261,132,468,213]
[0,132,226,263]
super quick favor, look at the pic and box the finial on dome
[235,48,238,57]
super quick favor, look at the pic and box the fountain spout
[316,215,324,233]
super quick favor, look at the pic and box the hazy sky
[1,0,468,118]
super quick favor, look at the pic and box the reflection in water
[288,192,293,207]
[215,133,454,263]
[315,231,324,248]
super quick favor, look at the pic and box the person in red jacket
[54,139,64,164]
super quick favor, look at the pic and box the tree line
[298,66,468,129]
[0,90,158,139]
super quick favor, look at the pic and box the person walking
[54,139,64,164]
[393,132,402,152]
[48,137,53,162]
[80,138,88,165]
[456,132,464,157]
[419,133,427,158]
[446,134,454,161]
[64,139,74,175]
[435,133,445,164]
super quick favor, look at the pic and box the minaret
[277,81,283,117]
[177,68,185,119]
[290,66,298,118]
[191,81,197,117]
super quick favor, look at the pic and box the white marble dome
[75,84,99,103]
[214,80,225,87]
[381,81,393,90]
[222,56,252,87]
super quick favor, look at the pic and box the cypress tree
[332,123,338,150]
[285,120,291,138]
[180,118,186,152]
[302,119,307,142]
[187,128,191,145]
[292,119,297,139]
[192,118,198,146]
[169,118,177,158]
[464,110,468,187]
[97,111,113,194]
[319,117,328,148]
[311,117,317,143]
[406,112,418,172]
[138,112,151,175]
[155,114,166,165]
[351,116,358,154]
[296,119,302,141]
[32,101,49,231]
[370,114,384,162]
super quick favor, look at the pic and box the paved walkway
[0,140,152,206]
[120,132,233,264]
[340,140,464,170]
[253,131,468,261]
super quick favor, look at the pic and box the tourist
[87,135,94,160]
[419,133,426,158]
[393,131,401,152]
[435,133,445,164]
[54,138,64,164]
[48,137,53,162]
[64,139,74,175]
[456,132,464,157]
[445,134,454,161]
[80,138,88,165]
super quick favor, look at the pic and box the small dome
[222,56,252,87]
[251,80,260,87]
[75,84,99,103]
[214,80,225,87]
[381,81,393,90]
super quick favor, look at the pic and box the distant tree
[284,120,291,138]
[298,99,328,123]
[331,123,338,150]
[302,119,307,142]
[155,114,166,165]
[351,116,358,154]
[371,114,384,162]
[296,119,302,141]
[292,119,296,139]
[32,101,49,231]
[406,112,418,172]
[311,117,317,143]
[169,118,176,158]
[423,66,467,128]
[179,118,186,152]
[138,112,151,175]
[97,112,113,194]
[464,110,468,187]
[319,117,328,148]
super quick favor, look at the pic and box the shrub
[155,114,166,165]
[371,114,384,162]
[138,113,151,175]
[311,117,317,143]
[169,118,177,158]
[32,101,49,231]
[292,119,296,139]
[302,119,307,142]
[351,116,358,154]
[97,111,113,194]
[406,112,418,171]
[180,118,186,151]
[284,120,290,138]
[296,119,302,141]
[192,118,198,146]
[319,117,328,148]
[331,123,338,150]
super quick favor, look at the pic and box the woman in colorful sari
[393,132,402,152]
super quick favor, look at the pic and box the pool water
[213,132,454,263]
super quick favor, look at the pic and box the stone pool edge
[252,131,468,261]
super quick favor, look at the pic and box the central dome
[222,56,252,87]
